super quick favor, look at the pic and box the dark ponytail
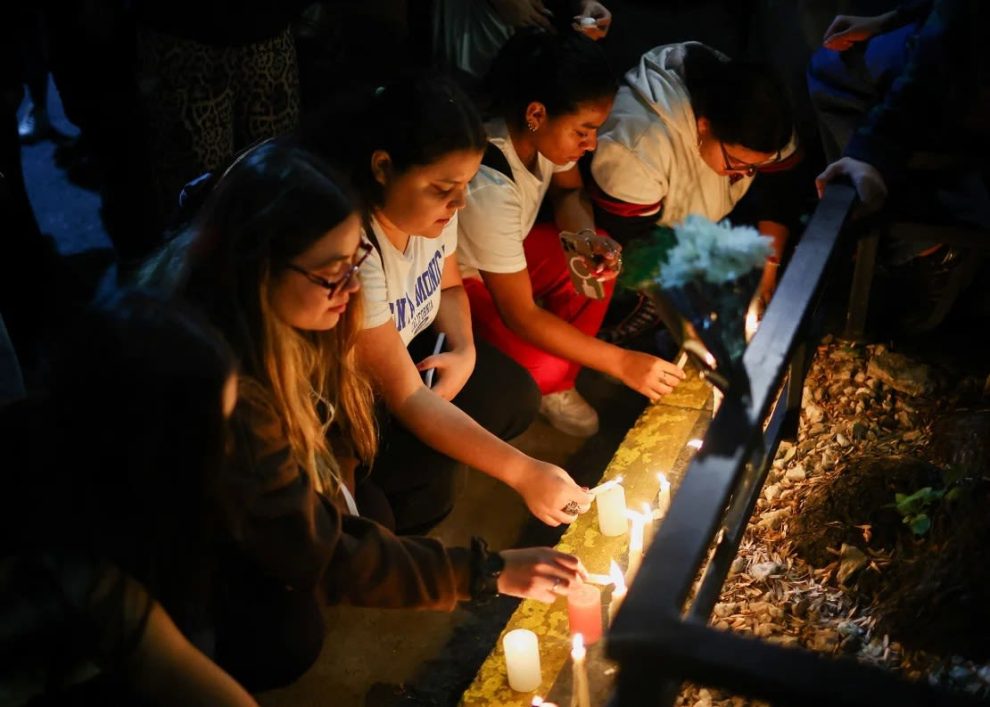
[487,28,616,128]
[682,46,793,153]
[303,73,486,208]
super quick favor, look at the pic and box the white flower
[658,215,773,287]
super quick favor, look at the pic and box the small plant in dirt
[890,465,968,537]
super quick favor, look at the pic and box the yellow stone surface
[460,373,712,706]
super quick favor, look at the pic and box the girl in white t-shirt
[311,75,591,533]
[457,30,685,438]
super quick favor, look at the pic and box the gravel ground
[676,337,990,706]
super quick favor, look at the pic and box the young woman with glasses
[588,42,800,308]
[145,139,586,689]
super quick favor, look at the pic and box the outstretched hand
[816,157,888,215]
[512,460,593,527]
[498,548,588,603]
[822,14,887,51]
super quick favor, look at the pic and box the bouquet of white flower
[620,215,773,394]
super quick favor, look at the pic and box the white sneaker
[539,388,599,437]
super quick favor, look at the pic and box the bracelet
[470,537,504,601]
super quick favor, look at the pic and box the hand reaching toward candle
[498,548,587,603]
[511,460,593,526]
[614,350,687,402]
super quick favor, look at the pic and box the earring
[527,121,538,132]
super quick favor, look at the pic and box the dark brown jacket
[225,390,472,610]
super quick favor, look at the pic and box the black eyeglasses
[286,241,374,299]
[719,142,781,177]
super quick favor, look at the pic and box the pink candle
[567,583,603,645]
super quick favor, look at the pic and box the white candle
[607,560,627,624]
[503,629,541,692]
[596,481,628,536]
[625,509,644,583]
[570,634,592,707]
[641,502,655,549]
[656,473,671,518]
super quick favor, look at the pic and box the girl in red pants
[457,30,685,437]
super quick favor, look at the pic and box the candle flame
[572,633,585,655]
[657,472,670,489]
[532,698,545,706]
[642,502,652,516]
[687,439,703,450]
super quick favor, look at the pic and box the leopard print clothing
[137,26,300,224]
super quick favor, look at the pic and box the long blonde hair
[151,141,377,494]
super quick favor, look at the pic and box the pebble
[836,433,851,447]
[750,561,781,580]
[785,466,807,482]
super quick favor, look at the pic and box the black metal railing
[605,184,983,707]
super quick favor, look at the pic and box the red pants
[464,223,615,395]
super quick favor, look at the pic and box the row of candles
[502,460,702,703]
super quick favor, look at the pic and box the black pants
[369,335,540,534]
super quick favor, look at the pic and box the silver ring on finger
[551,577,562,593]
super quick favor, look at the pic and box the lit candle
[656,473,671,518]
[712,387,723,417]
[641,502,655,548]
[503,629,541,692]
[596,482,628,537]
[532,697,559,707]
[570,634,592,707]
[687,438,703,450]
[607,560,627,624]
[625,509,644,582]
[745,300,760,342]
[567,583,603,645]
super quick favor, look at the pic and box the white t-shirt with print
[457,119,574,276]
[360,214,458,347]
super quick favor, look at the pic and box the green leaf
[909,514,931,536]
[893,487,943,516]
[618,226,678,291]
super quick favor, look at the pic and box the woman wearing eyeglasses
[145,139,586,689]
[588,42,799,313]
[305,75,591,534]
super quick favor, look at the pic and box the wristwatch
[470,537,505,601]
